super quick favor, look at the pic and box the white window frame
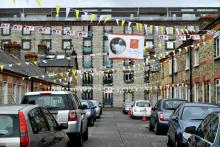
[84,40,92,47]
[216,79,220,104]
[174,57,178,73]
[215,36,220,58]
[2,28,10,35]
[194,48,200,66]
[185,53,190,70]
[22,40,31,50]
[3,82,8,104]
[166,41,174,49]
[145,40,153,49]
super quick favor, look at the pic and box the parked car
[21,91,88,147]
[90,100,102,118]
[167,103,220,147]
[185,111,220,147]
[149,99,187,135]
[130,100,151,118]
[122,100,134,114]
[80,100,97,126]
[0,105,69,147]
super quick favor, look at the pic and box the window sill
[194,64,199,68]
[185,68,189,71]
[214,56,220,61]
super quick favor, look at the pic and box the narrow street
[84,109,167,147]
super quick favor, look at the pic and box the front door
[103,92,113,107]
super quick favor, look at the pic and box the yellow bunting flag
[158,43,162,49]
[90,14,96,23]
[136,23,139,31]
[66,57,71,60]
[33,61,38,65]
[150,25,153,33]
[0,65,4,71]
[75,10,80,19]
[139,23,143,30]
[12,0,16,4]
[16,63,21,66]
[202,35,206,41]
[185,47,188,52]
[161,26,165,34]
[56,5,60,16]
[121,20,125,27]
[36,0,41,6]
[104,17,110,23]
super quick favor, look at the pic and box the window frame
[1,27,11,36]
[165,40,175,50]
[123,71,134,83]
[41,39,52,50]
[22,39,32,50]
[214,36,220,58]
[62,39,72,50]
[194,48,200,67]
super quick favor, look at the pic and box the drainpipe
[172,53,174,98]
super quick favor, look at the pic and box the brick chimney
[24,52,38,63]
[3,41,21,58]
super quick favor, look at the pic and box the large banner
[108,34,144,60]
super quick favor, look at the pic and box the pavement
[84,109,167,147]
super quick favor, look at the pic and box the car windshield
[181,106,220,120]
[81,101,89,108]
[0,115,19,138]
[136,101,150,107]
[162,100,186,110]
[22,95,67,110]
[91,101,100,106]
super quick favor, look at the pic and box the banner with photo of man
[108,34,145,60]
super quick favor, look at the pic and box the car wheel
[90,117,94,126]
[174,137,180,147]
[76,133,83,147]
[149,118,154,131]
[82,127,88,141]
[155,122,160,135]
[97,113,101,119]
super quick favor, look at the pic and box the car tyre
[149,118,154,131]
[75,133,83,147]
[97,113,101,119]
[82,127,89,141]
[155,122,160,135]
[167,135,172,146]
[90,117,94,126]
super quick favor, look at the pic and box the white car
[131,100,151,118]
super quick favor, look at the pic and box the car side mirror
[171,116,178,122]
[185,126,197,134]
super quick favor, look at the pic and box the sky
[1,0,220,8]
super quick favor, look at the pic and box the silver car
[90,100,102,118]
[122,100,134,114]
[0,105,69,147]
[21,91,88,147]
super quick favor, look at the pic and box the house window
[83,55,92,68]
[124,91,134,102]
[204,81,211,103]
[18,85,21,103]
[165,40,175,49]
[82,89,93,100]
[82,72,93,86]
[103,71,113,86]
[103,55,112,68]
[174,57,178,73]
[22,40,31,50]
[83,26,92,32]
[124,27,133,34]
[1,27,11,36]
[13,84,17,103]
[145,40,154,49]
[194,48,200,66]
[83,39,92,54]
[42,39,52,50]
[22,27,31,35]
[214,36,220,58]
[2,82,8,104]
[124,59,134,66]
[62,39,72,50]
[1,39,11,49]
[185,53,190,70]
[169,59,172,75]
[216,79,220,104]
[63,26,71,35]
[166,27,174,35]
[124,71,134,83]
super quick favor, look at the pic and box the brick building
[0,2,220,107]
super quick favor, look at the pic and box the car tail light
[18,112,29,147]
[68,110,77,121]
[159,113,165,121]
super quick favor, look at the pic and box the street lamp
[64,45,74,91]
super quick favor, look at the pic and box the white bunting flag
[155,26,159,34]
[66,8,71,18]
[38,27,51,34]
[116,19,119,26]
[12,25,22,31]
[144,24,148,34]
[176,35,186,41]
[128,22,132,28]
[1,23,10,29]
[78,31,88,38]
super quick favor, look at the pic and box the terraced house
[149,16,220,105]
[0,1,220,107]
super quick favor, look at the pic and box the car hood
[180,120,202,130]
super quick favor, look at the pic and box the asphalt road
[84,109,167,147]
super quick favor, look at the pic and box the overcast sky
[1,0,220,8]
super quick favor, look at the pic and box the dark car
[167,103,220,147]
[80,100,97,126]
[185,112,220,147]
[149,99,187,135]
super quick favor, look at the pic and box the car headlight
[183,132,191,140]
[86,111,91,116]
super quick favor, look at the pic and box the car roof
[0,105,38,114]
[161,98,187,101]
[25,91,73,95]
[182,103,219,107]
[135,100,150,102]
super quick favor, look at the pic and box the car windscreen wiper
[44,106,60,109]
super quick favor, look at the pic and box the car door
[41,107,67,147]
[189,114,219,147]
[28,108,53,147]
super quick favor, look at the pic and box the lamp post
[64,45,74,91]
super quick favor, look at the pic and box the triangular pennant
[75,10,80,19]
[104,16,110,24]
[116,19,119,26]
[90,14,96,23]
[66,8,71,18]
[56,5,60,16]
[121,20,125,27]
[136,23,139,31]
[0,65,4,71]
[35,0,41,6]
